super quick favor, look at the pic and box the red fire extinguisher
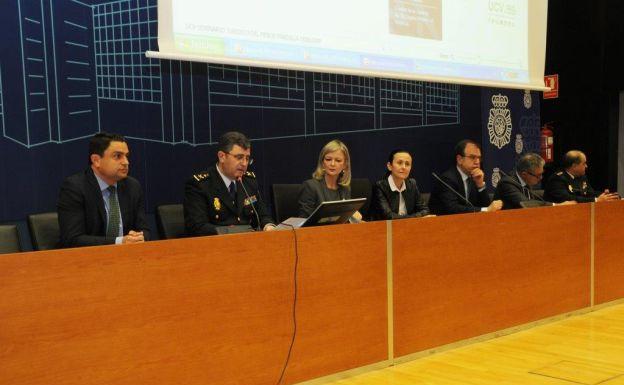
[540,123,554,163]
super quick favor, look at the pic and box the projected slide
[388,0,442,40]
[171,0,529,85]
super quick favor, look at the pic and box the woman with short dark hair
[371,149,430,220]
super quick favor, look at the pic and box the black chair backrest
[350,178,372,219]
[0,224,21,254]
[156,204,185,239]
[420,192,431,206]
[28,212,60,251]
[271,184,302,223]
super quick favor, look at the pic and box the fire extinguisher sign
[544,75,559,99]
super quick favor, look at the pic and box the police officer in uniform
[184,131,275,236]
[544,150,619,203]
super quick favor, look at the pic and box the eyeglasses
[227,152,253,165]
[463,154,482,161]
[526,171,543,179]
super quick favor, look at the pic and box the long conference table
[1,201,624,385]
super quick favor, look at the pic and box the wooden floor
[325,303,624,385]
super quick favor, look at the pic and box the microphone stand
[431,172,475,209]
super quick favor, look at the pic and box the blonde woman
[297,139,362,221]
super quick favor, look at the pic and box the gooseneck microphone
[431,172,475,209]
[238,178,262,231]
[498,170,547,202]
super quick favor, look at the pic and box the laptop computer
[276,198,366,229]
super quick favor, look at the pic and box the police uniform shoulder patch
[245,171,256,178]
[193,172,210,182]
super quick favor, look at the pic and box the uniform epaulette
[556,171,563,176]
[245,171,256,178]
[193,172,210,182]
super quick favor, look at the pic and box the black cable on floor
[276,224,299,385]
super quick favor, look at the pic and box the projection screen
[147,0,549,90]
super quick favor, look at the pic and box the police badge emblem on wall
[515,134,524,154]
[492,167,501,188]
[487,94,512,149]
[523,90,532,109]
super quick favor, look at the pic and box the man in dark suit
[494,153,560,209]
[544,150,619,203]
[428,139,502,215]
[184,131,275,236]
[57,132,150,248]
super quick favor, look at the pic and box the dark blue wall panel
[0,0,541,223]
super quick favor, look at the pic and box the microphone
[498,170,547,202]
[431,172,475,209]
[238,177,262,231]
